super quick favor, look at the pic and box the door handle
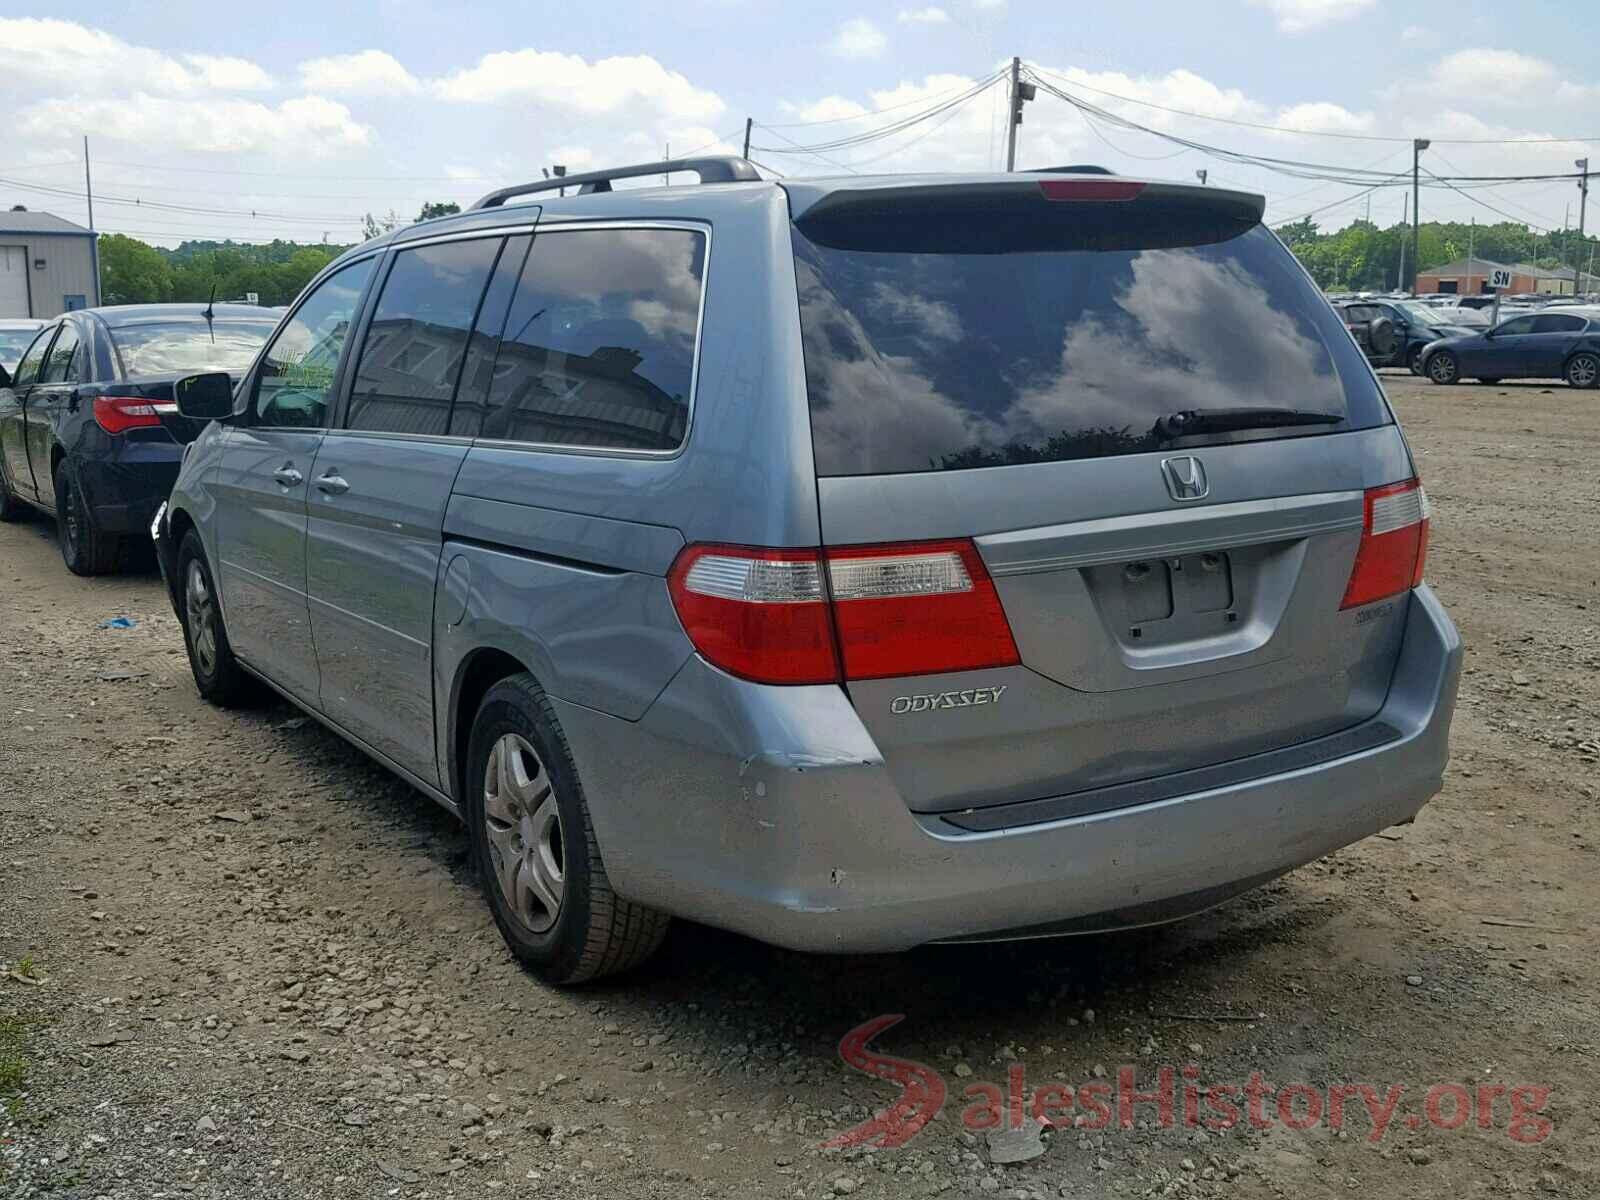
[315,471,350,496]
[272,464,303,487]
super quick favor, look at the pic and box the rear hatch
[786,177,1419,817]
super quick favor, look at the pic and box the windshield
[0,329,39,364]
[1396,302,1452,328]
[793,220,1388,476]
[108,319,276,377]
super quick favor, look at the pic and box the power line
[762,74,1001,128]
[750,71,1004,156]
[1026,62,1599,146]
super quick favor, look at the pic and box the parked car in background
[1421,307,1600,387]
[0,303,279,574]
[1335,298,1476,373]
[155,159,1459,985]
[0,318,44,375]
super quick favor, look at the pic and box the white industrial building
[0,208,100,319]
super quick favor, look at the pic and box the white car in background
[0,319,44,378]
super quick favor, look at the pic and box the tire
[1564,351,1599,390]
[55,458,126,575]
[465,673,669,985]
[1407,345,1425,375]
[177,529,259,707]
[0,459,27,522]
[1426,350,1460,385]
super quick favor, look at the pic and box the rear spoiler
[787,177,1265,254]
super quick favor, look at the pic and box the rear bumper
[559,585,1461,954]
[77,445,182,535]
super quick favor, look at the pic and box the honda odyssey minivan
[154,158,1461,983]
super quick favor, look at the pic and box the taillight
[1340,478,1430,610]
[667,539,1021,685]
[666,545,838,684]
[826,540,1020,680]
[94,396,174,435]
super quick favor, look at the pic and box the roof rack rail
[469,156,763,210]
[1028,164,1113,175]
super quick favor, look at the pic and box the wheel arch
[448,646,539,811]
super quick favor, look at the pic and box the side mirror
[175,372,235,420]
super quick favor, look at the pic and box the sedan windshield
[1396,302,1453,328]
[109,319,277,376]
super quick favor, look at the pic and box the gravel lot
[2,374,1596,1199]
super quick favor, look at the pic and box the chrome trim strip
[980,490,1364,576]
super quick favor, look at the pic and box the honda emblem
[1161,456,1209,502]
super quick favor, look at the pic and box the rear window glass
[110,319,276,377]
[793,215,1387,476]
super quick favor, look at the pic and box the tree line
[97,202,464,307]
[1274,216,1600,293]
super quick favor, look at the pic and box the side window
[448,236,531,438]
[41,324,81,383]
[479,227,707,451]
[13,327,56,387]
[346,237,503,435]
[1532,313,1586,334]
[1495,315,1536,337]
[251,257,376,429]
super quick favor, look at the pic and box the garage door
[0,246,28,317]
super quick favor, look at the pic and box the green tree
[416,201,461,222]
[99,233,172,304]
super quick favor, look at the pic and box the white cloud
[299,50,420,96]
[1392,48,1594,109]
[17,93,370,156]
[1249,0,1376,33]
[184,55,273,91]
[432,50,725,122]
[829,18,888,59]
[1400,24,1428,42]
[899,7,951,23]
[0,18,273,93]
[1273,101,1375,135]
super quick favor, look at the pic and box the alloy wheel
[1428,353,1458,384]
[185,559,219,677]
[1568,354,1598,388]
[482,732,565,934]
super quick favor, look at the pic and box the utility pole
[84,135,101,307]
[1005,57,1035,172]
[1410,138,1429,295]
[743,117,753,160]
[1467,217,1474,295]
[1576,158,1589,290]
[1397,192,1409,291]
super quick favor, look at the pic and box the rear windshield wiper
[1153,406,1345,440]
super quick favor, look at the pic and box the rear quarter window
[476,226,707,452]
[793,218,1387,476]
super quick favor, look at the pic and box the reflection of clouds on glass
[116,322,275,375]
[868,282,963,346]
[798,259,999,474]
[796,226,1356,475]
[1015,250,1340,437]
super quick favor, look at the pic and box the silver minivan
[154,159,1461,983]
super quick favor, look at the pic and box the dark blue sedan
[0,304,278,575]
[1421,307,1600,389]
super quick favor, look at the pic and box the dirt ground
[2,373,1596,1199]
